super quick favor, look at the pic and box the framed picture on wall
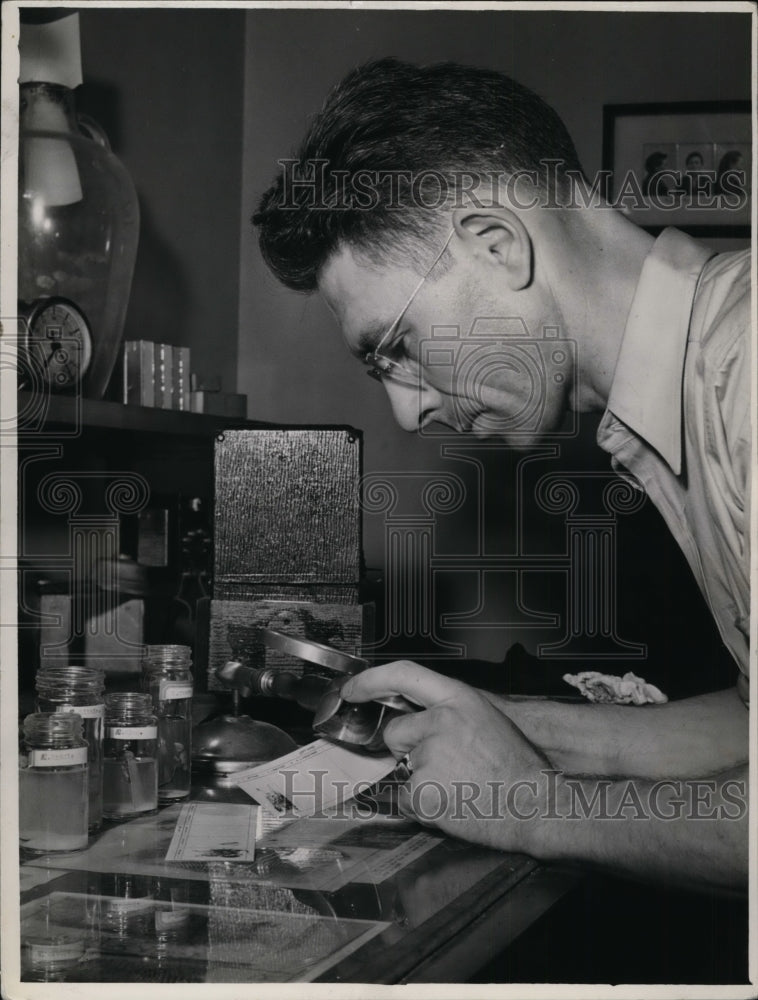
[602,101,751,237]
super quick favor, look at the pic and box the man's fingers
[341,661,468,708]
[382,711,436,756]
[396,782,416,821]
[396,776,441,828]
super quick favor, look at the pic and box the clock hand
[45,340,76,383]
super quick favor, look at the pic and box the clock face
[26,298,93,390]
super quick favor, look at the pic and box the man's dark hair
[253,58,584,291]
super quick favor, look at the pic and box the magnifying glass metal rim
[262,628,369,674]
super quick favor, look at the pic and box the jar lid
[143,644,191,658]
[142,645,192,669]
[36,664,105,693]
[104,691,154,723]
[24,711,83,744]
[19,13,83,90]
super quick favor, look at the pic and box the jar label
[107,726,158,740]
[158,680,193,701]
[28,747,88,767]
[155,908,189,930]
[56,703,105,720]
[106,896,155,914]
[27,940,84,962]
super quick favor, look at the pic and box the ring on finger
[395,752,414,782]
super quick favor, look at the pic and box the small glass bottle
[35,665,105,832]
[153,883,193,970]
[22,936,86,982]
[142,645,193,803]
[19,712,89,854]
[101,873,157,944]
[21,893,95,982]
[102,693,158,820]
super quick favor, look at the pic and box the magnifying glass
[262,629,418,753]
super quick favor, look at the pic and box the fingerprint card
[234,739,397,817]
[164,801,257,862]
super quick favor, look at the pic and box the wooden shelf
[17,391,271,437]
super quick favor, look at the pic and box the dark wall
[78,9,245,393]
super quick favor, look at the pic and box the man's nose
[382,380,437,432]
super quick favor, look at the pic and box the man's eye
[385,332,410,360]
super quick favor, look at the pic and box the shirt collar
[602,228,714,476]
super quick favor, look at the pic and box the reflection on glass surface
[20,787,540,983]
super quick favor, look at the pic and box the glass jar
[19,712,89,854]
[103,693,158,820]
[142,645,193,803]
[35,665,105,831]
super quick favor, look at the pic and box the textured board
[213,429,362,597]
[213,583,360,604]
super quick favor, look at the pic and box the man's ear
[452,206,532,290]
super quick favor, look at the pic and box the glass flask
[18,14,139,399]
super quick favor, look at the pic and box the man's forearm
[524,764,749,892]
[487,686,747,779]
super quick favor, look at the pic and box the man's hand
[342,662,748,890]
[341,661,552,854]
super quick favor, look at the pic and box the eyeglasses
[364,228,455,385]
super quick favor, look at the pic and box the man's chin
[421,415,545,450]
[468,416,544,450]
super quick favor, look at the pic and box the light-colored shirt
[596,228,751,705]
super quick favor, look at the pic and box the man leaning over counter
[253,59,751,891]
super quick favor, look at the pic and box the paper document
[234,739,398,817]
[165,801,257,862]
[344,828,442,884]
[259,811,442,884]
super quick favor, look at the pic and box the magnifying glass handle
[312,683,420,752]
